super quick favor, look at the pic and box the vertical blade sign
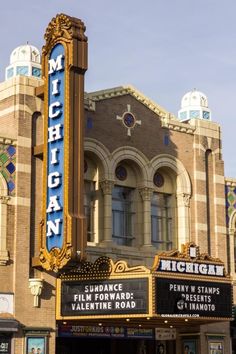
[38,14,88,272]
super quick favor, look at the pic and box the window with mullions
[151,192,173,250]
[112,186,134,246]
[84,181,95,242]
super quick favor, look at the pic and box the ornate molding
[153,242,225,269]
[177,193,191,207]
[38,218,73,272]
[60,256,150,279]
[225,178,236,187]
[43,13,87,54]
[39,246,72,273]
[0,137,16,146]
[88,85,170,118]
[100,180,114,195]
[0,196,10,205]
[139,187,153,201]
[161,119,195,135]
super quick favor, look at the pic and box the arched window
[112,161,141,247]
[151,168,176,250]
[151,192,173,250]
[112,185,134,246]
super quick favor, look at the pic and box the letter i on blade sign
[36,13,88,272]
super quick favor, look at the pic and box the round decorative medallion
[153,172,164,187]
[115,165,127,181]
[123,112,136,128]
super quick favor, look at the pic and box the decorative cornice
[88,85,195,135]
[0,137,16,146]
[84,94,96,111]
[225,177,236,187]
[88,85,170,118]
[161,119,195,134]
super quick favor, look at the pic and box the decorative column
[0,196,10,265]
[100,180,114,245]
[176,192,190,248]
[139,187,153,247]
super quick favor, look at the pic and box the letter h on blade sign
[38,13,88,272]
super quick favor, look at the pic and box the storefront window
[151,193,172,250]
[112,186,134,246]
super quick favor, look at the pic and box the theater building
[0,13,234,354]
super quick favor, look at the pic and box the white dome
[5,44,42,80]
[10,44,41,64]
[181,89,208,109]
[178,89,211,122]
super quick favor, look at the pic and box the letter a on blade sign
[37,14,88,272]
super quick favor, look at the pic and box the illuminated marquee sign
[61,278,148,317]
[46,45,65,251]
[157,259,224,277]
[38,13,88,271]
[154,244,225,277]
[156,278,232,318]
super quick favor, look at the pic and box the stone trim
[195,223,208,231]
[87,85,197,135]
[215,225,226,233]
[194,171,206,181]
[194,194,207,202]
[17,136,31,148]
[214,197,226,206]
[214,174,225,184]
[16,163,31,173]
[8,197,30,207]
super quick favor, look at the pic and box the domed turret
[5,44,42,80]
[178,89,211,122]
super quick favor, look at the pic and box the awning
[0,319,19,332]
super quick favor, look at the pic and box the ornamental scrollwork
[43,13,87,54]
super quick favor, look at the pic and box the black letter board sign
[61,278,148,316]
[156,278,232,318]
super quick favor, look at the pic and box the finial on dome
[178,89,211,122]
[5,43,42,81]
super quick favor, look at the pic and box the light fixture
[139,324,142,327]
[164,320,168,324]
[98,323,102,326]
[126,318,130,322]
[146,317,150,320]
[185,319,188,322]
[170,325,173,328]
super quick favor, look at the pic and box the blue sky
[1,1,236,177]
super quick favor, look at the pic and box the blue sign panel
[46,43,65,251]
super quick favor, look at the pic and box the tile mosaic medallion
[0,144,16,196]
